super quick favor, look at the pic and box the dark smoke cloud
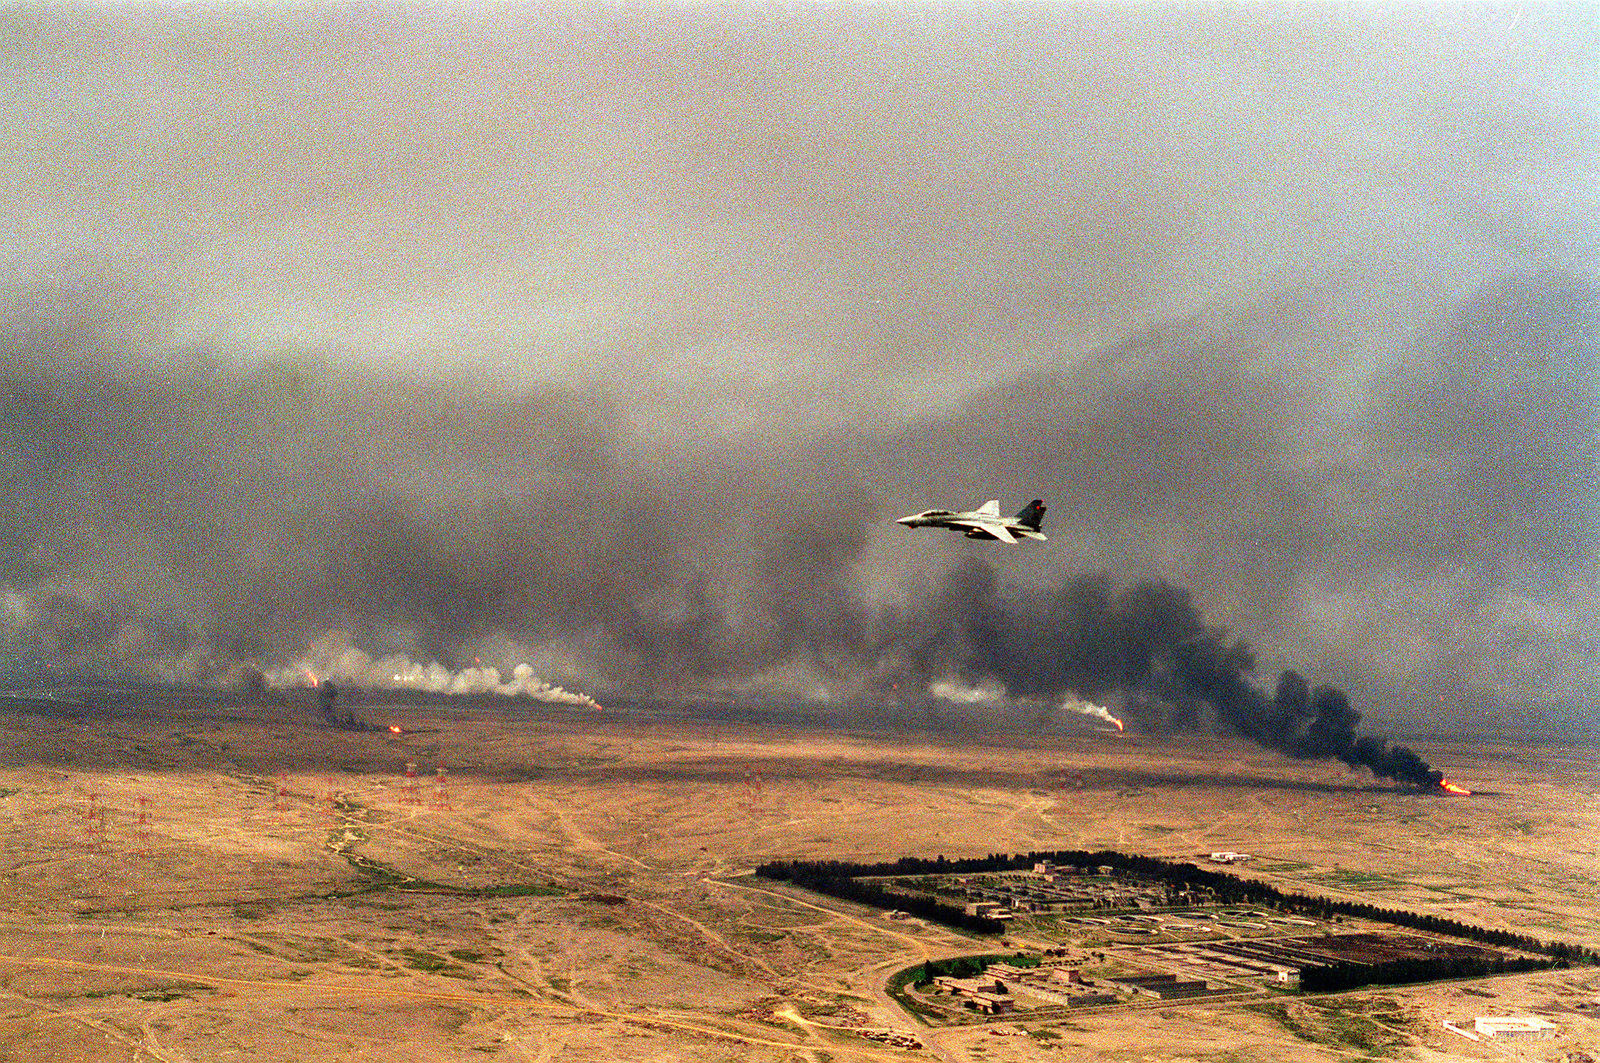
[876,561,1444,787]
[0,6,1593,747]
[2,273,1595,741]
[842,273,1598,728]
[1368,271,1598,585]
[0,339,690,684]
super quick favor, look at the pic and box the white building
[1473,1016,1557,1039]
[1208,851,1252,863]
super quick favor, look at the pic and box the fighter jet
[896,499,1047,543]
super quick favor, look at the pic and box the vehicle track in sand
[0,952,912,1058]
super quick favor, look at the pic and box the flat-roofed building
[1105,974,1216,1000]
[1069,991,1119,1006]
[1473,1016,1557,1039]
[933,975,1003,995]
[985,963,1030,982]
[966,992,1015,1014]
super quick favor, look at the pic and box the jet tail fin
[1014,499,1047,530]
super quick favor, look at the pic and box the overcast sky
[1,3,1595,736]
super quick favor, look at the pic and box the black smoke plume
[895,559,1444,788]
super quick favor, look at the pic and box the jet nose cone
[896,516,915,526]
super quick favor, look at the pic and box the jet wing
[954,521,1016,543]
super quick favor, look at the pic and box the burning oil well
[1168,639,1451,791]
[898,561,1466,794]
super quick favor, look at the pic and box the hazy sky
[1,4,1595,736]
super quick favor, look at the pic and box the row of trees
[1300,953,1556,993]
[761,862,1004,934]
[917,952,1033,984]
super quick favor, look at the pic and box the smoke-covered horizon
[1,5,1595,746]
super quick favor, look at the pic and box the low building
[1208,851,1252,863]
[1147,980,1214,1000]
[1105,974,1215,1000]
[1474,1016,1557,1040]
[934,975,1003,995]
[986,963,1030,981]
[1069,991,1119,1007]
[966,992,1015,1015]
[1008,983,1073,1005]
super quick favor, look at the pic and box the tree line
[1300,953,1556,992]
[756,860,1005,934]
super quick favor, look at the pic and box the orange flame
[303,668,319,688]
[1439,778,1472,796]
[1111,716,1124,732]
[389,725,403,735]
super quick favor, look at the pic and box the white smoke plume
[928,678,1010,705]
[1059,693,1124,732]
[263,639,601,709]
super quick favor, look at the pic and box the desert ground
[0,689,1596,1062]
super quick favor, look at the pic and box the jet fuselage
[896,499,1047,543]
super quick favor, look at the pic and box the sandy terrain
[0,692,1596,1062]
